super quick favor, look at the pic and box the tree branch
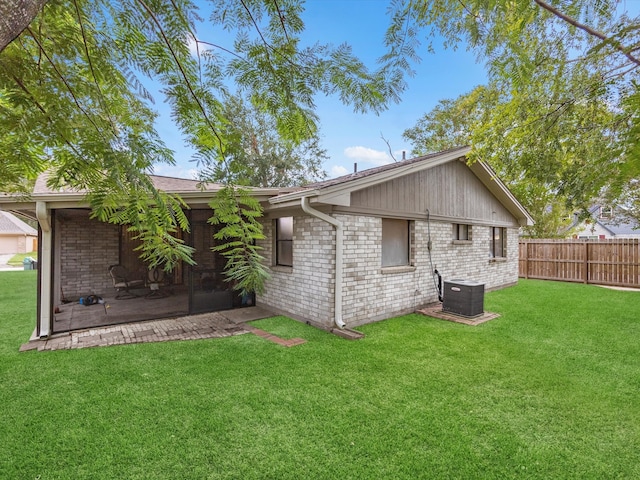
[0,0,49,53]
[134,0,225,153]
[534,0,640,67]
[239,0,273,61]
[380,132,397,162]
[195,39,244,60]
[11,72,90,161]
[25,26,108,142]
[72,0,118,136]
[272,0,289,42]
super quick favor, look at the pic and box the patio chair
[146,266,169,298]
[109,265,144,299]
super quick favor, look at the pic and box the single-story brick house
[1,146,533,338]
[0,210,37,254]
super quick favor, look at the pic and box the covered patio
[53,289,189,332]
[0,174,283,339]
[46,205,259,334]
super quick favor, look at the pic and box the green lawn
[6,251,38,266]
[1,272,639,479]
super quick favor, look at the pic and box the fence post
[583,241,588,284]
[524,241,529,279]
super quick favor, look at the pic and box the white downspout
[300,197,346,329]
[35,201,52,338]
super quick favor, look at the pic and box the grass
[1,272,639,479]
[6,251,38,266]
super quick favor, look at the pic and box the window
[382,218,410,267]
[490,227,506,258]
[599,206,613,219]
[275,217,293,267]
[453,224,471,241]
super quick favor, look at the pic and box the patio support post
[35,201,52,338]
[300,196,346,329]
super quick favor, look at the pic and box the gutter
[300,197,346,329]
[35,201,51,232]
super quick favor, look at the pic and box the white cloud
[186,34,208,57]
[153,164,199,180]
[394,149,410,161]
[330,165,350,178]
[344,146,392,166]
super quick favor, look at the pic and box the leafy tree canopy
[393,0,640,229]
[198,94,327,188]
[0,0,410,282]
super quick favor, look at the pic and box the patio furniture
[109,265,144,299]
[146,267,169,299]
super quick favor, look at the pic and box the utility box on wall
[443,279,485,317]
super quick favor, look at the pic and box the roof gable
[0,211,38,235]
[350,160,517,225]
[269,147,534,226]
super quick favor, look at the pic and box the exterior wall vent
[442,279,485,318]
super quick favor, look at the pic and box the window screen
[382,218,409,267]
[490,227,506,258]
[276,217,293,266]
[453,224,470,241]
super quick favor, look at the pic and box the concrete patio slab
[416,303,501,326]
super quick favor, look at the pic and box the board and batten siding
[348,160,518,226]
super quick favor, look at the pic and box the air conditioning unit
[443,279,485,317]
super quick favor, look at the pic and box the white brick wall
[259,213,519,328]
[258,216,335,325]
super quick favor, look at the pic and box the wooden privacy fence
[519,239,640,288]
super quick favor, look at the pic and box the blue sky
[152,0,488,179]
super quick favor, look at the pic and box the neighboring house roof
[269,146,534,226]
[602,221,640,236]
[572,205,639,237]
[0,211,38,236]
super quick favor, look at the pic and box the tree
[0,0,410,291]
[390,0,640,226]
[0,0,48,52]
[403,83,608,237]
[198,94,327,188]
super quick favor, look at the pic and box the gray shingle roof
[299,146,470,192]
[33,171,222,195]
[0,211,37,235]
[581,205,639,235]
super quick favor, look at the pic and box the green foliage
[1,0,411,286]
[87,168,195,271]
[393,0,640,228]
[403,84,499,152]
[0,0,188,267]
[208,185,269,295]
[198,94,327,187]
[403,83,589,237]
